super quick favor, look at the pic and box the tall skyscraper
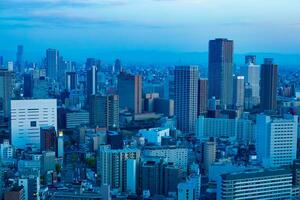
[174,65,198,135]
[23,73,33,98]
[256,114,298,168]
[198,78,208,115]
[0,56,4,68]
[65,71,77,91]
[244,62,260,106]
[232,75,244,109]
[16,45,23,73]
[90,94,119,130]
[114,59,122,74]
[85,58,100,70]
[11,99,57,151]
[208,38,233,107]
[86,65,98,104]
[46,49,59,80]
[260,58,278,111]
[117,71,142,114]
[0,69,13,121]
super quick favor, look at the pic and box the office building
[40,126,56,152]
[256,114,298,168]
[153,98,174,117]
[114,59,122,74]
[0,69,13,121]
[260,58,278,111]
[177,182,195,200]
[23,73,33,98]
[41,151,56,175]
[16,45,24,73]
[174,65,198,135]
[232,75,244,109]
[218,169,293,200]
[85,58,100,70]
[118,71,142,114]
[107,131,123,149]
[18,175,40,200]
[90,94,119,130]
[11,99,57,151]
[0,139,13,160]
[198,78,208,115]
[57,131,64,158]
[208,38,233,107]
[245,55,256,64]
[143,146,188,171]
[203,138,216,173]
[46,49,59,80]
[65,71,77,91]
[97,146,140,192]
[66,110,89,129]
[0,56,3,68]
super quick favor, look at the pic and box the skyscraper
[233,75,244,109]
[46,49,59,80]
[114,59,122,74]
[23,73,33,98]
[208,38,233,107]
[90,94,119,130]
[65,71,77,91]
[244,62,260,106]
[174,65,198,135]
[198,78,208,115]
[0,69,13,121]
[260,58,278,111]
[16,45,23,73]
[117,71,142,114]
[0,56,4,68]
[245,55,256,64]
[86,65,98,104]
[85,58,100,70]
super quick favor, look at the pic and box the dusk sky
[1,0,300,63]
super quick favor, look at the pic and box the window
[30,121,37,127]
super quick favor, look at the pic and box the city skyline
[1,0,300,64]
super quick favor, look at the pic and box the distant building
[11,99,57,151]
[174,66,198,135]
[40,126,56,152]
[232,75,244,109]
[139,127,170,145]
[260,58,278,111]
[65,71,77,91]
[86,65,98,104]
[198,78,208,115]
[66,110,89,129]
[203,138,216,174]
[23,73,33,98]
[177,182,195,200]
[208,38,233,107]
[118,71,142,114]
[16,45,24,73]
[107,131,123,149]
[90,94,119,130]
[46,48,59,80]
[154,98,174,117]
[0,139,13,160]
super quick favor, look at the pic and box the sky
[1,0,300,63]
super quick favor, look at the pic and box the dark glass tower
[208,38,233,108]
[260,58,278,111]
[16,45,23,73]
[23,73,33,98]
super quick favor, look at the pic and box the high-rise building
[85,58,100,70]
[174,65,198,135]
[114,59,122,74]
[218,169,293,200]
[0,69,13,121]
[16,45,24,73]
[244,62,260,106]
[86,65,98,104]
[118,71,142,114]
[232,75,244,109]
[46,49,59,80]
[66,110,89,129]
[90,94,119,130]
[23,73,33,98]
[256,114,298,168]
[260,58,278,111]
[107,131,123,149]
[208,38,233,107]
[40,126,56,152]
[97,145,140,192]
[18,175,40,200]
[0,56,3,68]
[11,99,57,151]
[203,138,216,173]
[198,78,208,115]
[65,72,77,91]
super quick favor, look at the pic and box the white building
[256,114,298,168]
[11,99,57,151]
[138,127,169,144]
[218,168,292,200]
[244,63,260,106]
[0,139,13,160]
[143,146,188,171]
[196,116,254,143]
